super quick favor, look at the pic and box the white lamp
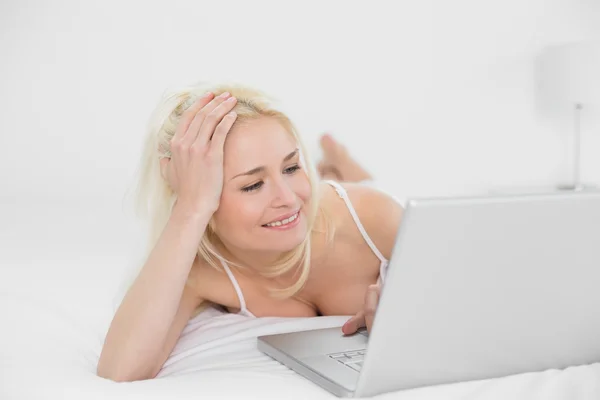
[535,41,600,191]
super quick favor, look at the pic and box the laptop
[258,190,600,397]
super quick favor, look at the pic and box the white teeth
[265,212,298,227]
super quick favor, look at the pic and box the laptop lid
[356,190,600,397]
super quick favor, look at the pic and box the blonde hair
[127,82,334,303]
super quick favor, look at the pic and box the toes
[320,133,347,161]
[319,133,336,154]
[321,133,335,148]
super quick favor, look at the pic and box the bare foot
[317,134,372,182]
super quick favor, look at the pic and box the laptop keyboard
[328,349,366,372]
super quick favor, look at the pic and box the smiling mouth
[262,211,300,228]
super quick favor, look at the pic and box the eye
[241,181,263,192]
[284,165,301,174]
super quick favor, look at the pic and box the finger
[342,311,365,335]
[173,92,214,143]
[183,92,233,148]
[209,111,237,156]
[195,96,238,147]
[159,157,179,192]
[364,285,379,333]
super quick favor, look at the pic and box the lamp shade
[536,41,600,113]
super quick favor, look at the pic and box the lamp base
[488,183,599,196]
[555,183,599,192]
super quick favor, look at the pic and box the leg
[317,133,373,183]
[317,134,407,207]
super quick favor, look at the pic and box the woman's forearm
[97,205,211,381]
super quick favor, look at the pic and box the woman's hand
[160,91,238,215]
[342,283,381,335]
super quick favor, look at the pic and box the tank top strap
[219,258,256,317]
[324,180,388,264]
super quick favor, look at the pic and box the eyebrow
[232,149,299,180]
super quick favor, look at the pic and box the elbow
[96,368,153,383]
[96,359,157,383]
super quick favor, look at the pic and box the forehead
[223,117,297,172]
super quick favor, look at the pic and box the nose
[271,179,296,208]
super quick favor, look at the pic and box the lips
[263,210,300,225]
[262,212,301,230]
[262,208,304,228]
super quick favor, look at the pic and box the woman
[97,83,403,382]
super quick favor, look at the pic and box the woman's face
[213,116,312,255]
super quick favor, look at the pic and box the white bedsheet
[1,198,600,399]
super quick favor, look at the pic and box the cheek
[237,199,266,228]
[217,193,265,231]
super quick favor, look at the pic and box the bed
[1,199,599,399]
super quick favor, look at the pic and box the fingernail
[227,96,237,103]
[203,92,213,98]
[220,92,230,98]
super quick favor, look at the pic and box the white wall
[1,0,599,209]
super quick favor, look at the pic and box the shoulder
[186,255,222,299]
[319,181,404,260]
